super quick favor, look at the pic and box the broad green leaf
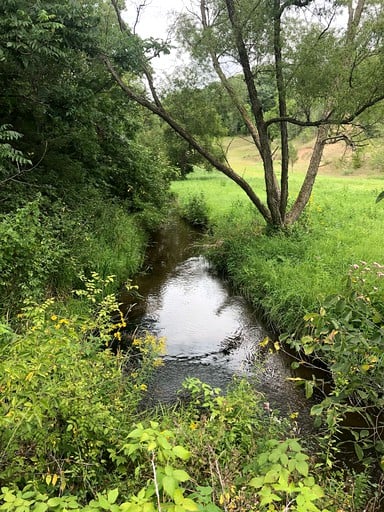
[147,441,157,451]
[312,484,325,499]
[305,380,314,398]
[98,494,112,510]
[173,445,191,460]
[354,442,364,460]
[143,503,156,512]
[260,493,282,505]
[173,488,184,504]
[310,404,323,416]
[249,476,264,488]
[47,497,62,507]
[173,469,190,482]
[108,488,119,504]
[158,436,172,451]
[181,498,199,511]
[34,503,48,512]
[162,476,177,497]
[296,460,309,477]
[264,469,279,484]
[288,439,302,452]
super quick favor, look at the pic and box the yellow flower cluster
[51,315,70,329]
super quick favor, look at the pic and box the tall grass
[172,164,384,332]
[80,195,147,283]
[0,191,148,315]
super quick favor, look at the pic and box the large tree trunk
[286,125,328,225]
[224,0,283,227]
[273,0,289,222]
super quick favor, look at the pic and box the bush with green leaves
[0,198,73,310]
[0,275,164,497]
[282,261,384,467]
[0,193,149,314]
[180,193,210,228]
[151,378,335,512]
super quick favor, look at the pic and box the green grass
[172,164,384,332]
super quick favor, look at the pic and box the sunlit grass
[172,140,384,331]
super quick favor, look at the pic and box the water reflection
[122,217,311,421]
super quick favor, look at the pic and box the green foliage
[0,278,164,495]
[180,193,210,228]
[0,124,32,168]
[159,378,337,512]
[283,261,384,466]
[249,439,325,511]
[0,198,72,308]
[0,362,373,511]
[0,0,173,214]
[163,78,227,176]
[0,194,147,314]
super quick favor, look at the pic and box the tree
[163,74,227,176]
[0,0,172,213]
[104,0,384,229]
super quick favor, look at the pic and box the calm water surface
[121,217,311,421]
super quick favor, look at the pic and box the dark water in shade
[121,216,312,424]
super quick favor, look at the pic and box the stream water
[121,217,312,424]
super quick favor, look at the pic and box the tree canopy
[105,0,384,229]
[0,0,172,214]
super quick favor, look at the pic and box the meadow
[172,136,384,331]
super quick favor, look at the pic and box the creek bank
[120,215,314,427]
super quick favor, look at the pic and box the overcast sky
[123,0,189,74]
[124,0,186,38]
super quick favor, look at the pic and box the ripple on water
[131,254,313,429]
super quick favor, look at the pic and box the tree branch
[101,55,273,223]
[110,0,128,32]
[266,92,384,127]
[280,0,313,16]
[199,0,262,153]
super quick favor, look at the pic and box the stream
[121,216,312,424]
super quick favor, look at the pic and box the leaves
[173,445,191,461]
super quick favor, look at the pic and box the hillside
[222,135,384,179]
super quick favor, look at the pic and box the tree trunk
[273,0,289,222]
[224,0,282,227]
[286,125,328,225]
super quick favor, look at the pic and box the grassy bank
[0,192,149,317]
[173,167,384,332]
[172,144,384,499]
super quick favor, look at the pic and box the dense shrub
[179,193,210,228]
[0,276,164,496]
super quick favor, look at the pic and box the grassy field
[172,136,384,331]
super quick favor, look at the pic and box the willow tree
[104,0,384,229]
